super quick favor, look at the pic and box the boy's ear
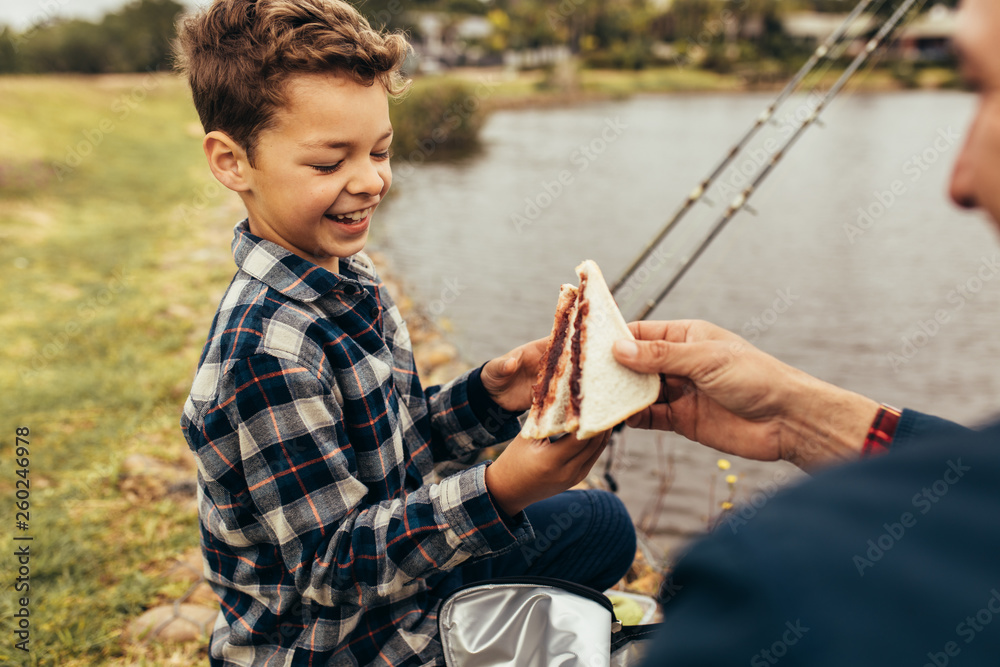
[204,131,252,192]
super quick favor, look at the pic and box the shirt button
[370,305,380,319]
[344,284,358,296]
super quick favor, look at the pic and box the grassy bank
[439,63,961,112]
[0,72,485,666]
[0,73,239,666]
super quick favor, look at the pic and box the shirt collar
[231,219,377,303]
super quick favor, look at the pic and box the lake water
[376,90,1000,559]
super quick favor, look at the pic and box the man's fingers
[626,319,736,344]
[613,338,712,378]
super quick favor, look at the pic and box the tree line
[0,0,956,75]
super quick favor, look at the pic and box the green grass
[580,66,742,94]
[0,73,236,666]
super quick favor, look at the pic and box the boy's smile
[207,71,393,273]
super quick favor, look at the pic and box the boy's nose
[949,136,978,211]
[347,158,387,197]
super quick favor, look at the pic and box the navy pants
[459,489,637,592]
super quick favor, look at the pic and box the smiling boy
[175,1,635,665]
[206,70,392,271]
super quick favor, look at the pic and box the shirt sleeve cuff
[451,364,524,443]
[436,463,533,559]
[861,404,902,457]
[467,364,524,423]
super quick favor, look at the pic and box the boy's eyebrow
[300,128,394,149]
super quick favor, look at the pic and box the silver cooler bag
[438,577,660,667]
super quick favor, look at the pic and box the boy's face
[241,72,393,272]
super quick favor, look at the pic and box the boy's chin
[321,237,369,263]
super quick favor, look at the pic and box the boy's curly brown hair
[175,0,410,165]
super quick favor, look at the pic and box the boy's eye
[311,163,343,174]
[373,149,393,160]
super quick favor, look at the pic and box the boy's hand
[480,337,548,412]
[485,430,612,517]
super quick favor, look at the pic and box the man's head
[175,0,409,272]
[950,0,1000,224]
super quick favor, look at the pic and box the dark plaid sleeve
[205,353,527,607]
[422,366,524,462]
[891,409,973,451]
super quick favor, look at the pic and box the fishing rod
[629,0,926,321]
[600,0,927,507]
[619,0,926,322]
[609,0,879,298]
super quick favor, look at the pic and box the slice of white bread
[520,260,660,440]
[573,260,660,439]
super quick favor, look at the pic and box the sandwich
[521,260,660,440]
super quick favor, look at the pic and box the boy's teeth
[335,207,371,221]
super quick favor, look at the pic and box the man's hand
[480,337,548,412]
[612,320,880,471]
[485,430,612,517]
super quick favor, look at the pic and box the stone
[127,604,219,643]
[187,581,219,607]
[418,342,458,369]
[162,548,205,584]
[119,453,196,504]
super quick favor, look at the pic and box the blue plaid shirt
[181,220,531,666]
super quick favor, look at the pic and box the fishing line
[629,0,928,321]
[678,0,927,316]
[610,0,879,300]
[656,0,906,319]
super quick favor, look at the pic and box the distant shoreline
[433,65,965,111]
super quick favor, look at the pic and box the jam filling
[531,297,575,411]
[568,277,589,420]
